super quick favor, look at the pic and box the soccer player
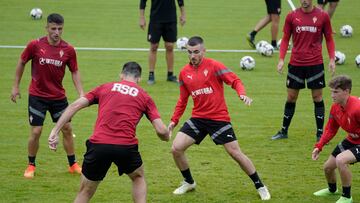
[272,0,336,141]
[247,0,281,49]
[48,62,170,203]
[317,0,339,18]
[168,36,271,200]
[312,75,359,203]
[139,0,186,85]
[10,13,84,178]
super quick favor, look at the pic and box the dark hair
[122,62,142,78]
[47,13,64,24]
[329,75,352,91]
[188,36,204,46]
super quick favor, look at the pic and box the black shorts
[331,139,360,163]
[82,140,142,181]
[179,118,237,145]
[265,0,281,15]
[318,0,339,5]
[28,95,69,126]
[286,64,325,89]
[147,22,177,43]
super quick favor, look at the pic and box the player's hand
[329,58,336,77]
[179,15,186,26]
[10,86,21,103]
[277,59,284,74]
[139,17,146,30]
[240,95,253,106]
[312,148,320,160]
[48,130,59,151]
[349,133,359,139]
[168,121,176,139]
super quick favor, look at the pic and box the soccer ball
[176,37,188,50]
[261,44,274,57]
[30,8,43,20]
[335,51,346,65]
[256,40,268,52]
[240,56,255,70]
[277,38,292,50]
[340,25,353,37]
[355,55,360,68]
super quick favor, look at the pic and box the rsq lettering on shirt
[111,83,139,97]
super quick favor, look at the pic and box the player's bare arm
[152,118,170,141]
[139,9,146,30]
[11,59,26,103]
[48,97,89,151]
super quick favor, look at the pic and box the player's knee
[61,123,73,135]
[335,156,347,168]
[165,43,174,51]
[171,144,183,156]
[150,44,159,52]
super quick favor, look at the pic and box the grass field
[1,0,360,202]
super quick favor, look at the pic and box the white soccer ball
[176,37,189,50]
[355,55,360,68]
[340,25,353,38]
[256,40,269,52]
[261,44,274,57]
[335,51,346,65]
[240,56,255,70]
[277,38,292,50]
[30,8,43,20]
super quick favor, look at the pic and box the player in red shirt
[312,75,359,203]
[272,0,336,141]
[48,62,170,203]
[10,13,84,179]
[168,36,271,200]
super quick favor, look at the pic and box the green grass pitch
[0,0,359,202]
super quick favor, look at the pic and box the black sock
[167,71,173,77]
[181,168,194,184]
[342,186,351,198]
[250,30,257,37]
[249,172,264,189]
[271,40,277,47]
[281,102,296,134]
[149,72,154,79]
[328,183,337,193]
[67,155,77,166]
[28,156,36,166]
[314,100,325,137]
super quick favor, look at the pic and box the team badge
[313,16,317,24]
[204,69,208,77]
[59,50,64,57]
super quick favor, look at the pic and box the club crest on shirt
[204,69,208,77]
[59,50,64,58]
[313,16,317,24]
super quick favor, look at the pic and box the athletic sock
[28,156,36,166]
[250,30,257,37]
[271,40,277,48]
[167,71,173,77]
[328,182,337,193]
[342,186,351,198]
[180,168,194,184]
[249,172,264,189]
[314,100,325,137]
[149,71,154,79]
[281,102,296,134]
[67,155,77,166]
